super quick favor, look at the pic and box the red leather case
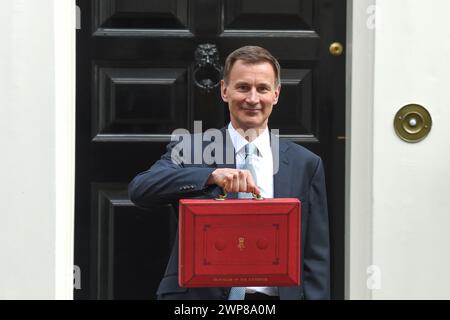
[179,198,301,288]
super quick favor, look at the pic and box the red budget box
[179,198,301,288]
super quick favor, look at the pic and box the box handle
[215,192,264,201]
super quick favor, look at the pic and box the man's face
[221,60,280,132]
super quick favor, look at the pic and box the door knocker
[193,44,223,92]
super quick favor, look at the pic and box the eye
[236,85,249,91]
[258,86,270,93]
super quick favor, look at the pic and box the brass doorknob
[329,42,344,56]
[394,104,432,143]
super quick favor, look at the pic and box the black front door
[75,0,346,299]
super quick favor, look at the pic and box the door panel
[224,0,313,30]
[94,65,189,137]
[272,69,314,136]
[76,0,346,299]
[95,0,189,30]
[91,184,176,299]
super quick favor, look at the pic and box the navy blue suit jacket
[128,128,330,300]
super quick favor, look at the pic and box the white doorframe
[54,0,76,300]
[345,0,375,300]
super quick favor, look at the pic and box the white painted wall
[0,0,75,299]
[348,0,450,299]
[371,0,450,299]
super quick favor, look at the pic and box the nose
[245,88,260,105]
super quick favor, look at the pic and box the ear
[273,85,281,105]
[220,80,228,102]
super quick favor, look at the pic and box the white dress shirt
[227,123,278,297]
[227,123,274,198]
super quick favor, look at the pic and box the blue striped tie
[238,143,257,199]
[229,143,257,300]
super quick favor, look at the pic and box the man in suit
[129,46,330,300]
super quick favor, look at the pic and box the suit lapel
[215,127,236,169]
[273,138,290,198]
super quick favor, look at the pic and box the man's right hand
[206,168,261,195]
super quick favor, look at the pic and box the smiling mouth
[241,107,262,111]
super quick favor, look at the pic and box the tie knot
[245,143,257,158]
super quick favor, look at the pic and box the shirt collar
[227,122,272,157]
